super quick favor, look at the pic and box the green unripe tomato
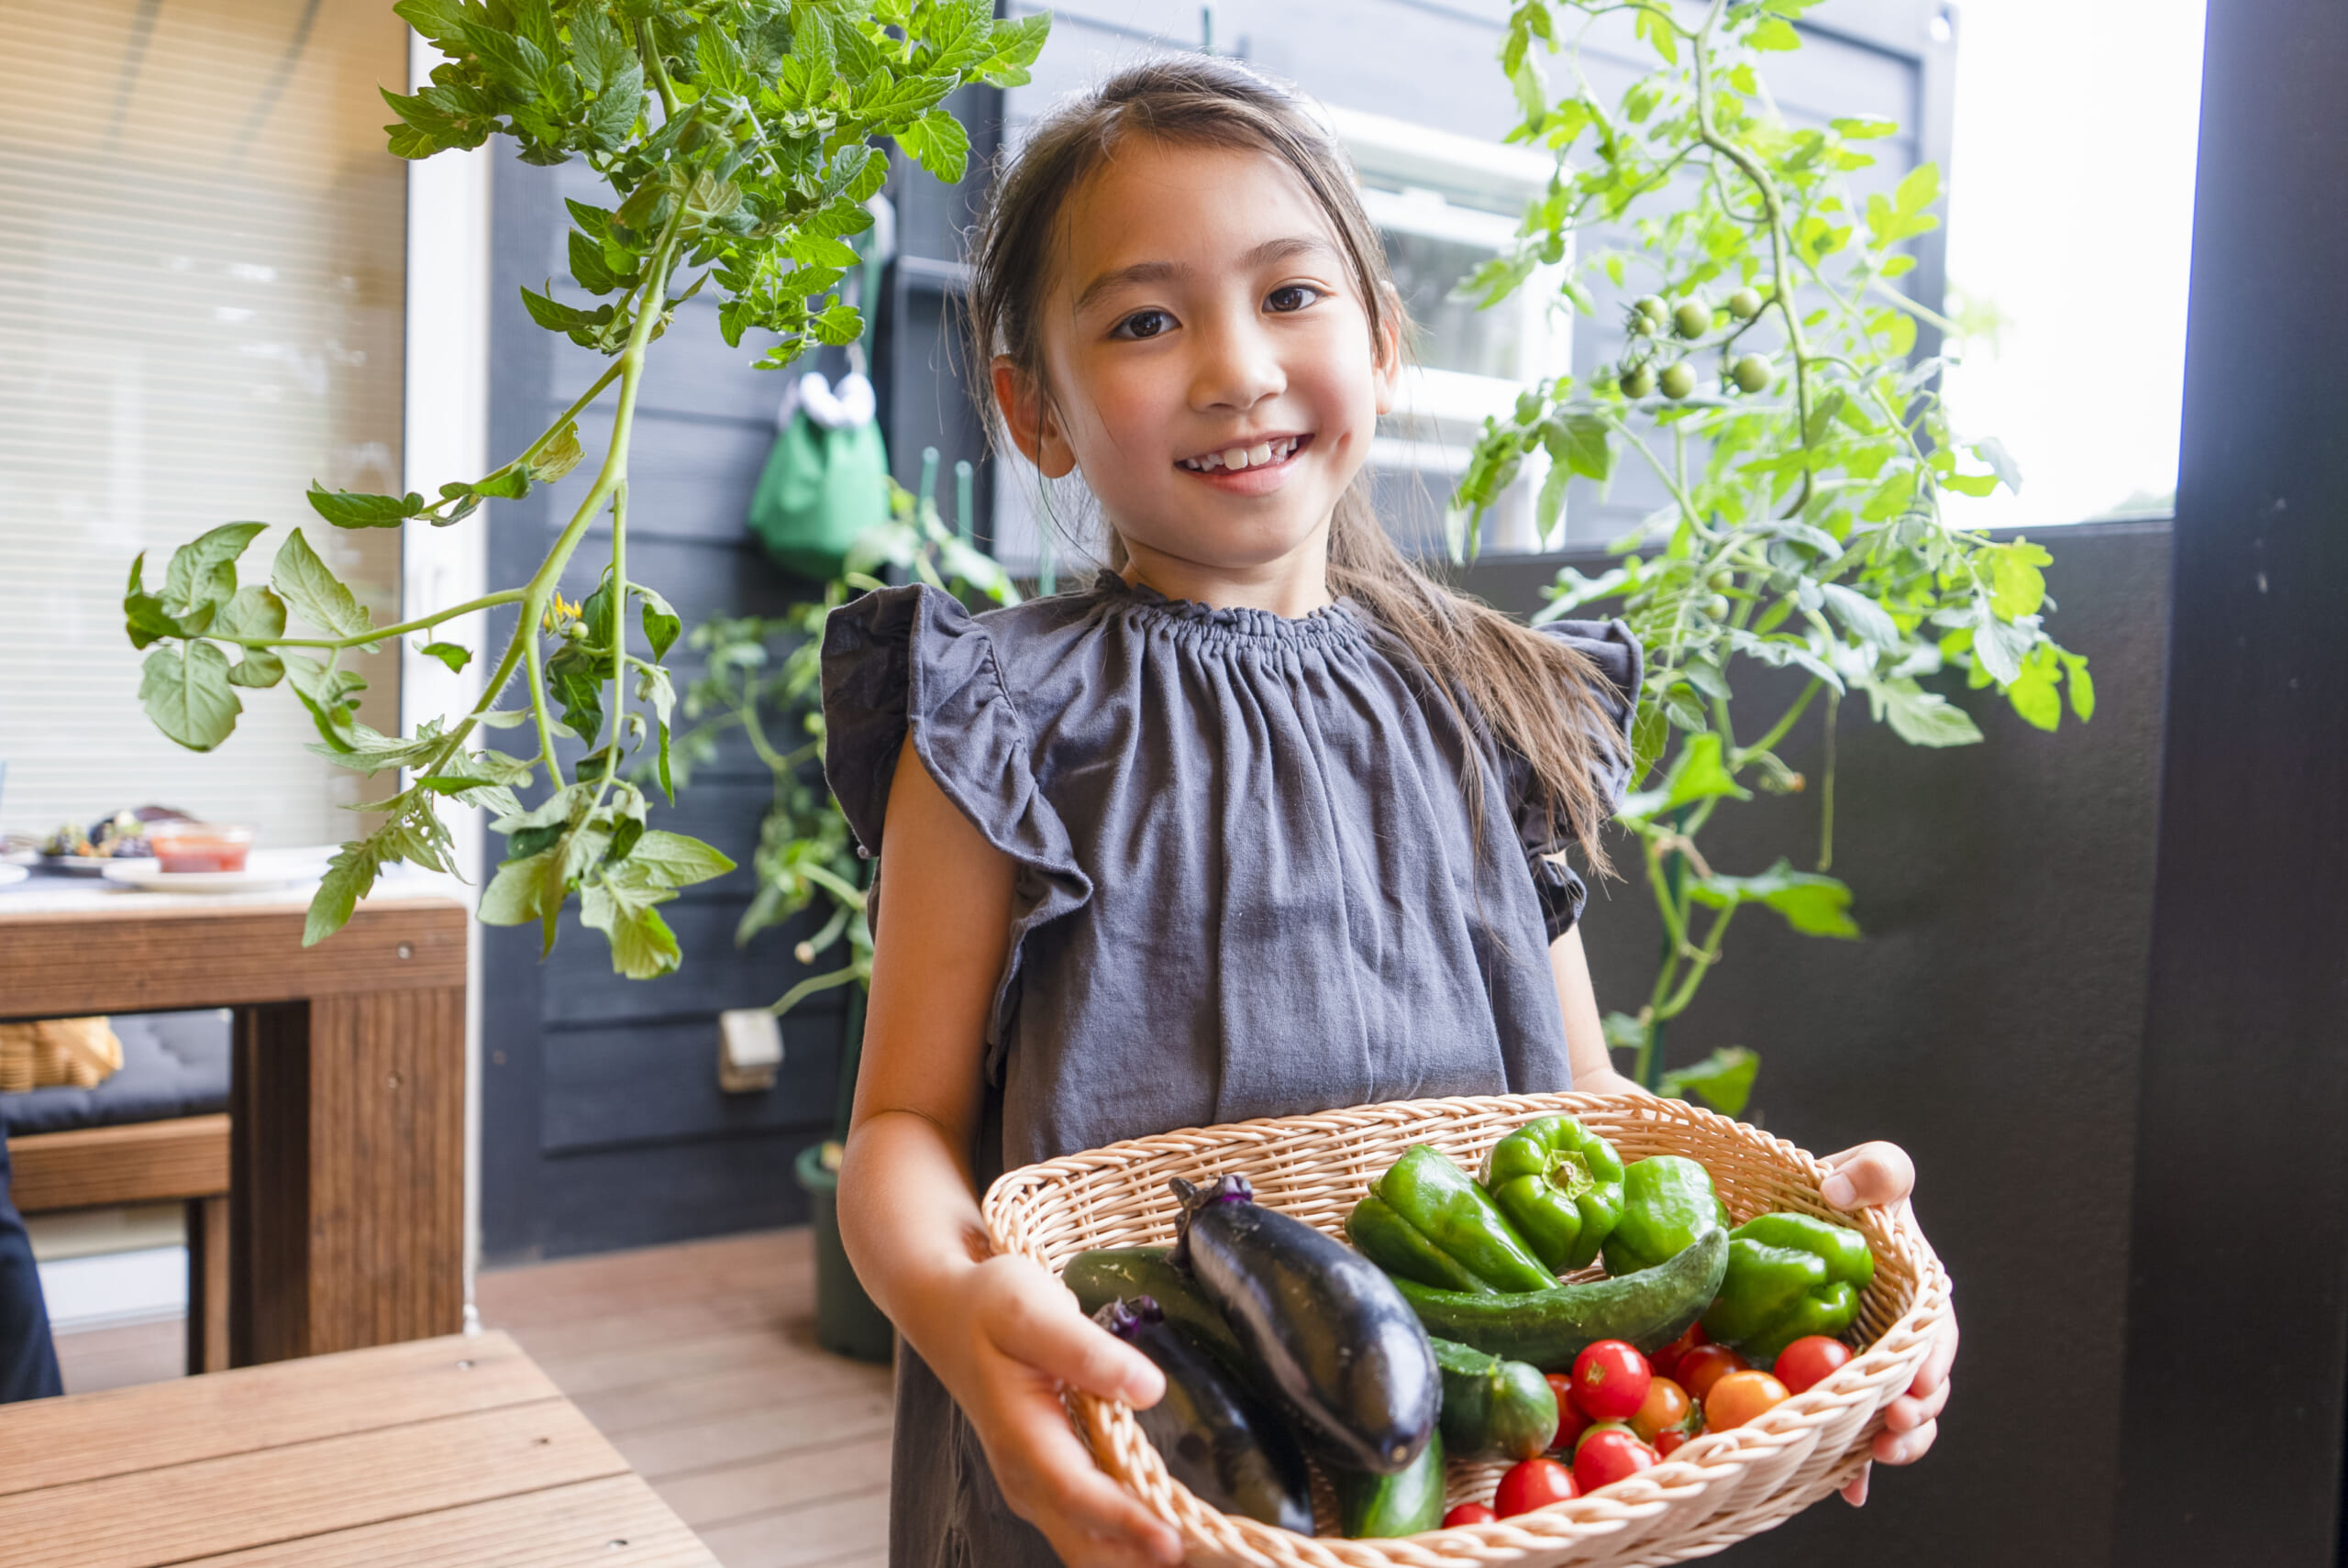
[1658,361,1697,400]
[1727,287,1765,320]
[1708,569,1735,592]
[1732,354,1774,393]
[1706,594,1732,619]
[1620,363,1657,399]
[560,621,586,641]
[1634,295,1669,332]
[1672,298,1712,338]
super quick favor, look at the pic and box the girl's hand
[1817,1141,1958,1507]
[931,1253,1186,1566]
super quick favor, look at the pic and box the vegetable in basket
[1428,1337,1558,1462]
[1600,1156,1731,1276]
[1065,1247,1247,1374]
[1331,1428,1446,1538]
[1393,1227,1728,1371]
[1700,1212,1876,1367]
[1346,1144,1556,1294]
[1482,1115,1626,1273]
[1172,1174,1441,1474]
[1091,1297,1314,1534]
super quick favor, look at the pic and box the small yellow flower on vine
[541,591,582,635]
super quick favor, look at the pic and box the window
[0,0,406,845]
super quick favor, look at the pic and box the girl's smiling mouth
[1175,433,1313,491]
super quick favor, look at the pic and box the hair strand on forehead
[964,54,1629,874]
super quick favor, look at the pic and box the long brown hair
[964,54,1624,870]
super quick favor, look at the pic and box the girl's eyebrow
[1070,235,1338,315]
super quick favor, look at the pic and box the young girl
[826,56,1954,1568]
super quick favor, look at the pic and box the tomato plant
[1454,0,2092,1107]
[116,1,1047,975]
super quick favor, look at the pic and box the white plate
[100,862,321,894]
[47,854,159,876]
[0,864,26,888]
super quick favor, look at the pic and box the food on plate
[1427,1336,1558,1462]
[1172,1173,1440,1474]
[1492,1455,1578,1516]
[1482,1114,1625,1273]
[1772,1334,1855,1396]
[1703,1368,1791,1430]
[1600,1156,1731,1276]
[1346,1144,1556,1294]
[1092,1297,1313,1533]
[1390,1227,1728,1370]
[38,809,166,860]
[1700,1212,1876,1366]
[1332,1429,1446,1538]
[1567,1339,1652,1423]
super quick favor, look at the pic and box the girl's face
[994,138,1400,598]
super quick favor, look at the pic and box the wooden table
[0,1331,717,1566]
[0,876,468,1363]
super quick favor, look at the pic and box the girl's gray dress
[821,573,1640,1568]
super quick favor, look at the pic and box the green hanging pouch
[747,371,892,580]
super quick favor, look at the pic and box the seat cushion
[0,1010,231,1137]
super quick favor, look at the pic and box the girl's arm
[838,743,1183,1568]
[1548,924,1955,1504]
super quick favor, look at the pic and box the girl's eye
[1266,284,1324,314]
[1112,309,1174,340]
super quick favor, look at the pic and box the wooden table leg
[185,1194,231,1374]
[231,988,466,1364]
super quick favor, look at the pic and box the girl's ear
[1370,283,1405,416]
[991,356,1077,479]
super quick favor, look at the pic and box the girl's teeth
[1248,442,1272,467]
[1183,437,1298,472]
[1222,447,1248,469]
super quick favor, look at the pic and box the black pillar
[2111,3,2348,1563]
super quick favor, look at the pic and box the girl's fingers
[1912,1315,1960,1397]
[986,1275,1166,1408]
[1872,1416,1938,1467]
[1817,1142,1916,1210]
[991,1394,1184,1562]
[1840,1462,1871,1507]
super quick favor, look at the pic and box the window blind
[0,0,407,847]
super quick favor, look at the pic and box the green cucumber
[1332,1428,1445,1538]
[1393,1229,1729,1371]
[1062,1247,1247,1373]
[1428,1337,1557,1461]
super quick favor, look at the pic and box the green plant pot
[793,1142,895,1364]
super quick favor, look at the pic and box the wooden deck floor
[477,1228,895,1568]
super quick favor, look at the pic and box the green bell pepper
[1700,1211,1876,1367]
[1600,1155,1729,1276]
[1346,1144,1556,1294]
[1483,1115,1625,1273]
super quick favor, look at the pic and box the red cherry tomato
[1674,1342,1751,1403]
[1655,1429,1690,1459]
[1545,1373,1592,1452]
[1570,1339,1653,1422]
[1773,1335,1854,1396]
[1494,1457,1579,1516]
[1651,1320,1709,1380]
[1443,1502,1499,1528]
[1572,1427,1658,1493]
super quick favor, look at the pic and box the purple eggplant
[1094,1297,1313,1533]
[1171,1174,1439,1474]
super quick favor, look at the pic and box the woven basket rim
[983,1090,1954,1568]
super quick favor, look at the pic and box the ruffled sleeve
[1516,617,1644,941]
[821,584,1094,1064]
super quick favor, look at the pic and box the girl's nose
[1191,313,1285,412]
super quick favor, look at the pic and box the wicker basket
[981,1091,1951,1568]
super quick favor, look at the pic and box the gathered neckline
[1096,571,1366,648]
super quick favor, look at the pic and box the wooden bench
[8,1113,232,1372]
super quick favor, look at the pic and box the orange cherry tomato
[1674,1342,1751,1403]
[1705,1369,1791,1431]
[1628,1375,1693,1444]
[1773,1335,1854,1396]
[1443,1502,1499,1528]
